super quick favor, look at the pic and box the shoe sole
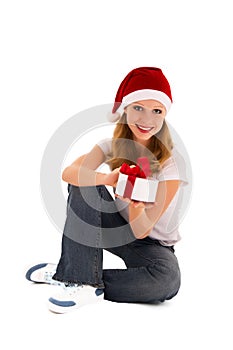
[48,292,104,314]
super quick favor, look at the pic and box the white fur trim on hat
[107,111,121,123]
[122,89,172,112]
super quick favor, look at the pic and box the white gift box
[115,172,159,202]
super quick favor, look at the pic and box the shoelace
[44,271,63,286]
[44,271,55,283]
[62,284,83,296]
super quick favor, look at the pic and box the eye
[133,105,143,112]
[152,109,162,114]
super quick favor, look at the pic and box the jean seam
[93,187,103,286]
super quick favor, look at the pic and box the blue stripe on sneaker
[49,297,76,307]
[95,288,104,296]
[25,263,48,282]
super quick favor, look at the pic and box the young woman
[26,67,188,313]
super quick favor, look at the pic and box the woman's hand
[104,167,121,187]
[115,193,155,209]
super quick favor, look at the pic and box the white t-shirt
[96,138,190,246]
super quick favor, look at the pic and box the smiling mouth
[136,124,154,133]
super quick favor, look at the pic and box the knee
[163,268,181,301]
[67,185,100,208]
[67,185,111,203]
[147,265,181,303]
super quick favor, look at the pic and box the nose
[140,109,154,125]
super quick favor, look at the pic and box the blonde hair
[106,113,173,173]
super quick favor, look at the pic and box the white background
[1,0,232,349]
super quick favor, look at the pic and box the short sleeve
[156,147,189,186]
[96,138,112,156]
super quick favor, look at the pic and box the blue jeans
[53,185,181,303]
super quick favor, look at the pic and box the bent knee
[146,265,181,303]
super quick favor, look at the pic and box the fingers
[115,193,131,203]
[115,193,158,209]
[115,194,145,208]
[131,201,146,208]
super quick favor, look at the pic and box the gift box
[115,157,158,202]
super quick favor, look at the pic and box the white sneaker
[25,263,60,285]
[48,284,104,313]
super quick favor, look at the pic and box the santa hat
[108,67,172,122]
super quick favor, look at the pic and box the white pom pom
[107,111,121,123]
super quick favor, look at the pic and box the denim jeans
[53,185,181,303]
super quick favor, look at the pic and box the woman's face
[125,99,166,146]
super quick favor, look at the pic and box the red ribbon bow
[119,157,151,199]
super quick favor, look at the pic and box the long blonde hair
[106,113,173,174]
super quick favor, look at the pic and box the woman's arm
[128,180,180,239]
[62,145,119,187]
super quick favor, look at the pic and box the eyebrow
[133,102,165,109]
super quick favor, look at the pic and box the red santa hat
[108,67,173,122]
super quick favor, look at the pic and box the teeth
[137,125,152,131]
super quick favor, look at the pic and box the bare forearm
[62,164,119,187]
[62,165,108,186]
[125,180,180,239]
[128,201,166,238]
[128,206,154,239]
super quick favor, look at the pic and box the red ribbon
[119,157,151,199]
[137,157,151,177]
